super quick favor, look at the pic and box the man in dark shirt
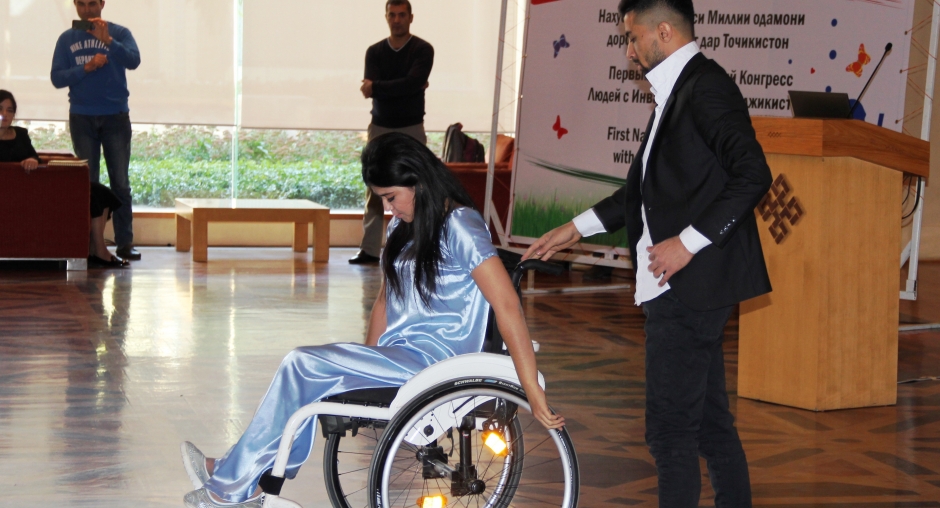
[349,0,434,264]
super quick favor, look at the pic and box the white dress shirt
[572,41,710,305]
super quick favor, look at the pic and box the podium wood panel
[738,154,900,410]
[751,117,929,178]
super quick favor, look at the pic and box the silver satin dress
[205,207,497,502]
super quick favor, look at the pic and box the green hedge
[127,159,365,209]
[23,124,470,209]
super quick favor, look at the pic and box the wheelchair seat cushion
[322,387,400,407]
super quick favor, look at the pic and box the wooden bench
[175,198,330,262]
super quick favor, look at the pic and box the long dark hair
[361,132,478,307]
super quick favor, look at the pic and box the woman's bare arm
[365,278,387,347]
[471,257,564,429]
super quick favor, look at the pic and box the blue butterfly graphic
[553,34,570,58]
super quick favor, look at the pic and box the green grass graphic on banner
[511,197,628,248]
[528,158,626,187]
[512,158,628,248]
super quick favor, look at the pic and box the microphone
[848,42,893,119]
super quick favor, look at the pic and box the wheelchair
[258,259,580,508]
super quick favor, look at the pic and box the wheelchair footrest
[262,494,302,508]
[259,471,285,496]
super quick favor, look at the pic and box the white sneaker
[180,441,212,489]
[183,488,264,507]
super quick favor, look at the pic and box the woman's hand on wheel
[529,390,565,430]
[21,158,38,172]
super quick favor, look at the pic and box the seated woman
[180,132,564,507]
[0,89,128,268]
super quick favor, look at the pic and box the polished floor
[0,248,938,507]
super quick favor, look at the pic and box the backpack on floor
[442,123,485,163]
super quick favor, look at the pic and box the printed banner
[509,0,916,254]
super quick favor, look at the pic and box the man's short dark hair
[618,0,695,37]
[386,0,412,14]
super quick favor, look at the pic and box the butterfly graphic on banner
[846,43,871,77]
[552,116,568,139]
[553,34,570,58]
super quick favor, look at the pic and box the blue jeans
[642,290,751,508]
[70,112,134,248]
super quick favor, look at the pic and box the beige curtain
[0,0,235,125]
[1,0,502,131]
[241,0,501,131]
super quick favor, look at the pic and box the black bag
[442,123,485,163]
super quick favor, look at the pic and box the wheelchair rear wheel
[368,380,579,508]
[324,423,386,508]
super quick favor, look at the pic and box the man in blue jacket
[51,0,142,262]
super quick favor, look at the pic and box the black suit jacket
[593,53,773,311]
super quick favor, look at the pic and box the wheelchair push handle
[510,259,565,289]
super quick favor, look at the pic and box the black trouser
[642,290,751,508]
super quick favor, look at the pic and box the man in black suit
[524,0,772,505]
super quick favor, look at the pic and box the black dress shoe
[116,246,141,260]
[88,255,130,269]
[348,252,380,264]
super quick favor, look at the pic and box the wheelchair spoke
[387,462,420,482]
[324,428,383,508]
[337,465,370,476]
[387,453,422,482]
[519,431,552,455]
[519,456,563,472]
[499,490,565,506]
[387,451,423,469]
[388,463,421,508]
[340,484,367,499]
[336,451,374,457]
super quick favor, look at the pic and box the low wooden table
[175,198,330,262]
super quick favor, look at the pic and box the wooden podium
[738,118,930,411]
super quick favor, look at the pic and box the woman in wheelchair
[182,132,565,508]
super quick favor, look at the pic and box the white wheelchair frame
[261,353,579,508]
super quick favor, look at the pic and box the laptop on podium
[788,90,852,119]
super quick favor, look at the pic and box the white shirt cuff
[572,209,607,237]
[679,226,711,254]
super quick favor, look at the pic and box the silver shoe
[183,488,264,507]
[180,441,212,489]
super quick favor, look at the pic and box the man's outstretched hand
[522,222,582,261]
